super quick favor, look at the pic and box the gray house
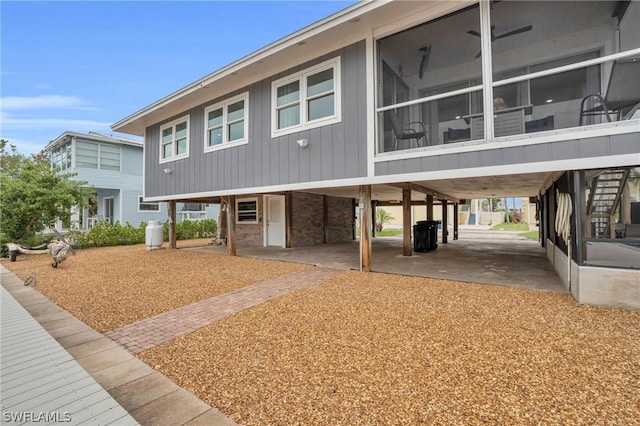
[44,131,218,230]
[113,0,640,308]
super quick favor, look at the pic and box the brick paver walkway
[104,267,341,353]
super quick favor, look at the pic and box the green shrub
[65,219,217,250]
[162,219,217,240]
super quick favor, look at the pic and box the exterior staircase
[586,168,630,238]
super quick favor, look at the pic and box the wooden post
[453,203,459,240]
[442,200,448,244]
[359,185,372,272]
[218,199,228,242]
[403,188,412,256]
[426,195,434,220]
[168,200,177,249]
[286,192,293,248]
[227,195,237,256]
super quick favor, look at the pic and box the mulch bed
[139,272,640,425]
[3,242,639,424]
[1,239,309,332]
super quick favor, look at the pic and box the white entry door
[265,195,285,247]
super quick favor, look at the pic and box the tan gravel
[139,271,640,425]
[1,239,309,332]
[3,242,639,424]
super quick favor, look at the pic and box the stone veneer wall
[291,192,354,247]
[326,195,355,243]
[291,192,324,246]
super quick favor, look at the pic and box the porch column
[168,201,177,249]
[442,200,448,244]
[286,192,293,248]
[426,195,434,220]
[403,188,412,256]
[359,185,372,272]
[453,203,459,240]
[352,198,357,240]
[227,195,237,256]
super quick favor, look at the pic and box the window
[272,57,341,137]
[204,93,249,152]
[100,144,121,171]
[160,115,189,162]
[76,141,121,171]
[138,196,160,212]
[51,141,71,170]
[76,141,99,169]
[236,198,258,224]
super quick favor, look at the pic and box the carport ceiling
[305,171,553,202]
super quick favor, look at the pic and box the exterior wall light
[297,139,309,148]
[163,168,172,174]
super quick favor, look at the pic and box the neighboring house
[44,131,218,230]
[112,1,639,308]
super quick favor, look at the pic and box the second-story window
[204,93,249,152]
[160,115,189,162]
[76,141,121,172]
[271,57,341,137]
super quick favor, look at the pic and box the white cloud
[0,113,112,129]
[1,95,97,111]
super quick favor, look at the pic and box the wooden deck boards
[1,285,139,425]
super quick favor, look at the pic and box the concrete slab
[91,358,156,391]
[109,373,181,412]
[75,346,135,373]
[129,389,212,426]
[190,231,565,292]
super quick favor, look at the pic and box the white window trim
[236,197,259,224]
[271,57,342,138]
[204,92,249,153]
[137,195,160,212]
[159,115,190,164]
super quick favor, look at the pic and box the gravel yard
[3,241,639,424]
[1,239,309,332]
[139,272,640,425]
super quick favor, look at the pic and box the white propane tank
[145,220,163,250]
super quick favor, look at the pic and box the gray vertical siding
[374,132,640,176]
[145,41,367,198]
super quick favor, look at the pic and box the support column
[168,201,177,249]
[453,202,459,240]
[359,185,372,272]
[323,195,329,244]
[573,171,585,265]
[352,198,357,240]
[371,200,377,238]
[426,195,434,220]
[403,188,412,256]
[442,200,448,244]
[286,192,293,248]
[227,195,237,256]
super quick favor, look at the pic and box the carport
[184,170,566,292]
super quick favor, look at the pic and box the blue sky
[1,1,355,155]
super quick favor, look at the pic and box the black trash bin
[413,220,439,252]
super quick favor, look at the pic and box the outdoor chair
[389,110,428,150]
[579,59,640,125]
